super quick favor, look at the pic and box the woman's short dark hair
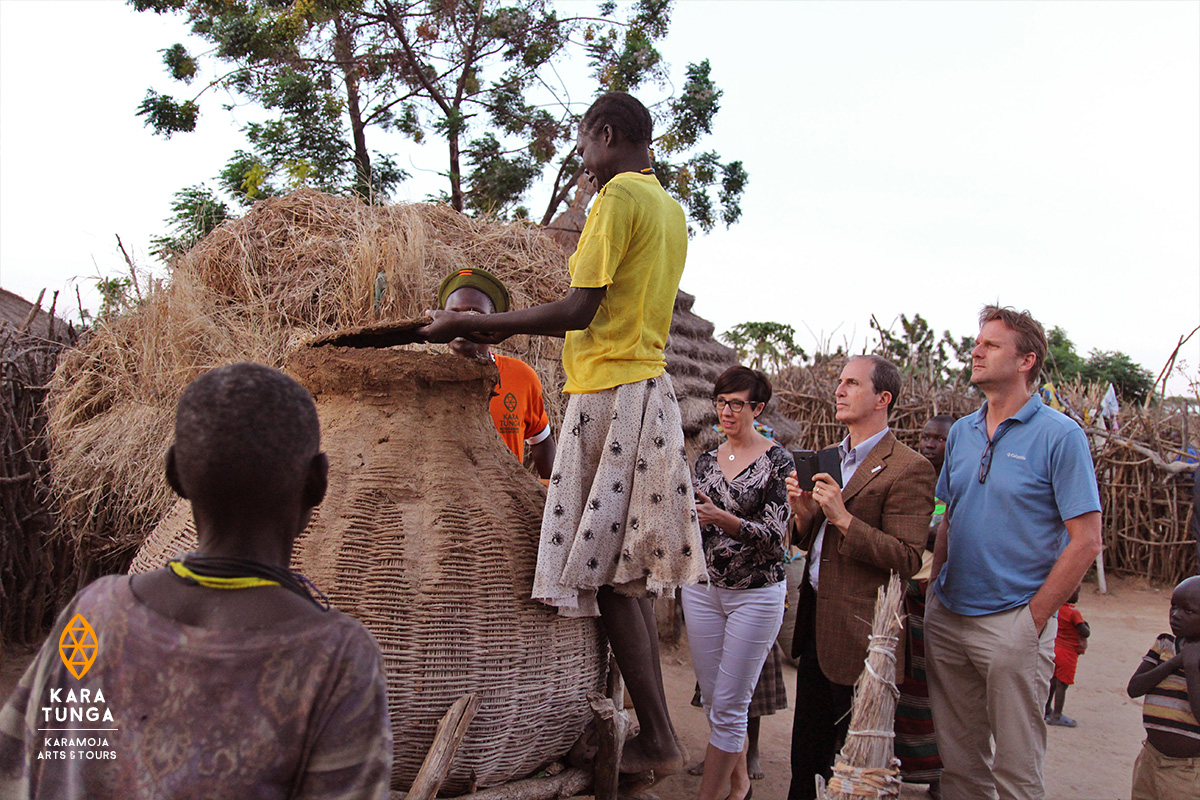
[581,92,653,144]
[713,366,772,405]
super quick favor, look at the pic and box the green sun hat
[437,268,511,313]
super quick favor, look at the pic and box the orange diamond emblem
[58,614,98,680]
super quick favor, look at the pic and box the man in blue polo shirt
[925,305,1102,800]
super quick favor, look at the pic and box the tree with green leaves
[1038,326,1154,403]
[1045,326,1084,378]
[1080,351,1154,404]
[721,321,806,374]
[869,313,973,386]
[150,184,232,260]
[134,0,746,241]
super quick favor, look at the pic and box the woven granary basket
[130,340,607,794]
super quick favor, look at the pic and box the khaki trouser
[1131,740,1200,799]
[924,592,1057,800]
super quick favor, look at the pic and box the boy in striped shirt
[1127,575,1200,797]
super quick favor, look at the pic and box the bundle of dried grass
[818,573,905,800]
[47,189,570,585]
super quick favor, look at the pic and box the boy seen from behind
[0,363,392,799]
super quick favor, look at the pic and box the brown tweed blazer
[792,431,936,686]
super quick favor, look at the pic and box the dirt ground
[0,574,1173,800]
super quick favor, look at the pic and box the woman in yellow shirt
[422,92,705,777]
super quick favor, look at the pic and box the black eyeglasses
[714,398,758,413]
[979,426,1014,484]
[979,440,997,483]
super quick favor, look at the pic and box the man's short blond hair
[979,304,1047,389]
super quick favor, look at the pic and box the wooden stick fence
[1,304,77,648]
[773,359,1198,585]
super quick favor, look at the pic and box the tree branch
[381,1,452,115]
[540,157,583,226]
[1088,426,1197,476]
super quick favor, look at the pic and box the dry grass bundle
[820,573,905,800]
[47,189,571,585]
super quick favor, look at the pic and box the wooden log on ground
[390,767,592,800]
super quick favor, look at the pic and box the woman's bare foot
[619,733,685,775]
[746,750,764,780]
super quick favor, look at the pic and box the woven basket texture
[130,344,607,794]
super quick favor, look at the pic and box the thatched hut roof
[0,287,73,343]
[668,291,801,460]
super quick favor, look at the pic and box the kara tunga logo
[39,613,118,761]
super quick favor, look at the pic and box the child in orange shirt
[1045,584,1089,727]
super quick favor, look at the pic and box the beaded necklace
[167,555,330,610]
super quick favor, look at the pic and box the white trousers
[681,581,786,753]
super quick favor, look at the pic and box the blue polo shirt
[934,394,1101,616]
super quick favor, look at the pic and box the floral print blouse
[694,444,793,589]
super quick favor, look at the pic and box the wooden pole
[590,656,629,800]
[406,693,482,800]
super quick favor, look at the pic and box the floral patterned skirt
[532,374,707,617]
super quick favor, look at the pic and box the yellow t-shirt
[562,172,687,394]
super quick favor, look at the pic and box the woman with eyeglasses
[682,365,793,800]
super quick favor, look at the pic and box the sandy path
[0,575,1173,800]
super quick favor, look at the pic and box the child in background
[1045,583,1090,727]
[1126,575,1200,798]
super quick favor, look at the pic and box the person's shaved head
[170,363,321,513]
[1171,576,1200,642]
[1176,575,1200,603]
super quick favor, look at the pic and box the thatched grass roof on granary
[47,189,573,580]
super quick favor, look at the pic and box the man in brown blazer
[785,355,936,800]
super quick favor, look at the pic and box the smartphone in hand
[792,448,843,490]
[791,450,819,491]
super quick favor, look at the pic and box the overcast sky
[1,0,1197,395]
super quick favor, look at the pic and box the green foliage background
[133,0,747,257]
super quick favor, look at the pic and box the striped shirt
[1142,633,1200,740]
